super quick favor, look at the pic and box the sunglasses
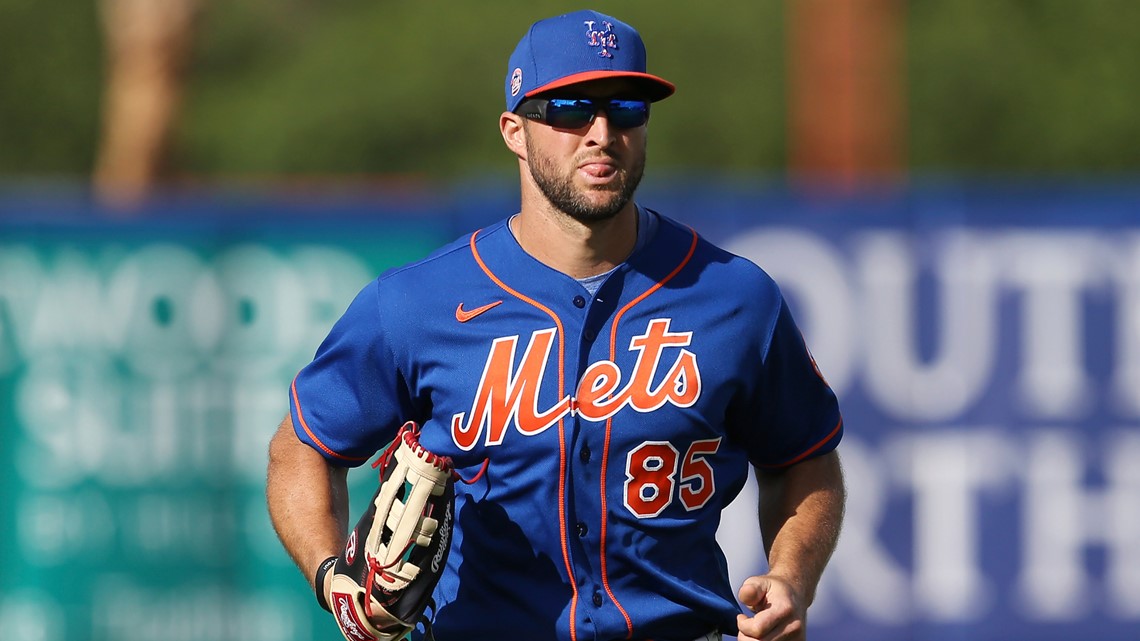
[516,97,651,130]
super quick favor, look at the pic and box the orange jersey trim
[468,229,581,641]
[599,226,699,639]
[290,376,369,463]
[758,416,845,470]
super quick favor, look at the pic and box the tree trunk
[93,0,201,210]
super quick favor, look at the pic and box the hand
[735,574,807,641]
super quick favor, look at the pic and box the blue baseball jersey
[290,209,843,641]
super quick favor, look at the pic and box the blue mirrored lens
[544,98,649,129]
[545,99,598,128]
[605,100,651,128]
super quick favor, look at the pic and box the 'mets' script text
[450,318,701,450]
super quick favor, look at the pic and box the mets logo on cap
[584,20,617,58]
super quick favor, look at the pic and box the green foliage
[908,0,1140,173]
[174,0,786,178]
[0,0,1137,177]
[0,0,103,174]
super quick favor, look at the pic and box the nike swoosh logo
[455,300,503,323]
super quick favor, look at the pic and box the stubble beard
[526,138,646,224]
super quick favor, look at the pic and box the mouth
[578,156,621,181]
[579,162,617,179]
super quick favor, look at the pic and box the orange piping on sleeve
[761,416,844,469]
[290,376,369,463]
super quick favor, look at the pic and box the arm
[736,449,846,641]
[266,413,351,599]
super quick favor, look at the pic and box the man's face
[521,79,649,223]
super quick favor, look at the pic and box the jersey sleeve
[289,279,413,466]
[732,296,844,469]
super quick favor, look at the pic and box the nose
[583,110,616,148]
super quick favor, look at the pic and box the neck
[511,197,638,280]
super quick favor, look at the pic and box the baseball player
[267,9,845,641]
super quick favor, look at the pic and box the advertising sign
[1,183,1137,640]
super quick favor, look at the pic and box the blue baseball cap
[505,10,675,113]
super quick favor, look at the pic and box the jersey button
[580,445,591,463]
[576,522,588,537]
[592,592,603,607]
[584,329,596,341]
[573,295,586,308]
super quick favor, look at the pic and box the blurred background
[1,1,1138,640]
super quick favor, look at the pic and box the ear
[500,111,528,160]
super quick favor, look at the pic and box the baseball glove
[326,422,457,641]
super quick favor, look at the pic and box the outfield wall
[1,181,1137,641]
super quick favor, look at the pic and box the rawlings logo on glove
[325,421,479,641]
[333,592,376,641]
